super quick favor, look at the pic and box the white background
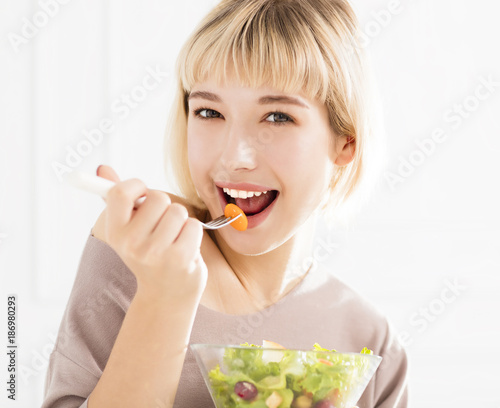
[1,0,499,406]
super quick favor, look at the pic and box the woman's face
[187,76,340,255]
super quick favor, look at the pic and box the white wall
[1,0,499,406]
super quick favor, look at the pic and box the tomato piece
[224,203,248,231]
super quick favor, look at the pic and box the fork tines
[208,215,231,227]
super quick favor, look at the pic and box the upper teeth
[223,188,269,199]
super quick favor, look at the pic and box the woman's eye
[266,112,292,125]
[194,108,221,119]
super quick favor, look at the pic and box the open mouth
[219,188,279,217]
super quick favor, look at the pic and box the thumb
[96,164,121,183]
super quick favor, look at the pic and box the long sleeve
[41,233,137,408]
[42,350,94,408]
[372,320,409,408]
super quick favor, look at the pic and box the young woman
[42,0,408,407]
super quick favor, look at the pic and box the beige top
[41,232,409,408]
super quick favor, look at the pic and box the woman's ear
[334,135,355,166]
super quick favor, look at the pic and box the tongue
[235,191,276,216]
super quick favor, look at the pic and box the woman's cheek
[271,136,313,178]
[187,132,210,182]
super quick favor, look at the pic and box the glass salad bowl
[190,343,382,408]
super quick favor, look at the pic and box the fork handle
[65,171,238,229]
[64,171,146,207]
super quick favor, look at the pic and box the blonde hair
[164,0,386,227]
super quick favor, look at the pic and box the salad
[207,340,376,408]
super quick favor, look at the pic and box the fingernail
[96,165,102,175]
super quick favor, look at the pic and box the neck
[211,211,318,310]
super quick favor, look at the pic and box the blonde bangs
[178,1,330,103]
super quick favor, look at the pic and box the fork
[64,171,242,230]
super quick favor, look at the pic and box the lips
[216,186,279,228]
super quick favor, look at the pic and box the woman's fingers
[105,179,149,233]
[126,190,175,242]
[171,217,204,263]
[96,164,121,203]
[149,201,190,248]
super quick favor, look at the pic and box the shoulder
[309,264,389,325]
[331,275,386,322]
[91,191,209,243]
[304,265,399,351]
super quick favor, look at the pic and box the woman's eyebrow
[188,91,309,109]
[259,95,309,109]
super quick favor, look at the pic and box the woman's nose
[219,127,258,172]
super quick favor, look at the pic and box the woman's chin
[216,228,281,255]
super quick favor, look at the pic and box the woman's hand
[96,165,208,302]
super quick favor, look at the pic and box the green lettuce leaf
[207,343,376,407]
